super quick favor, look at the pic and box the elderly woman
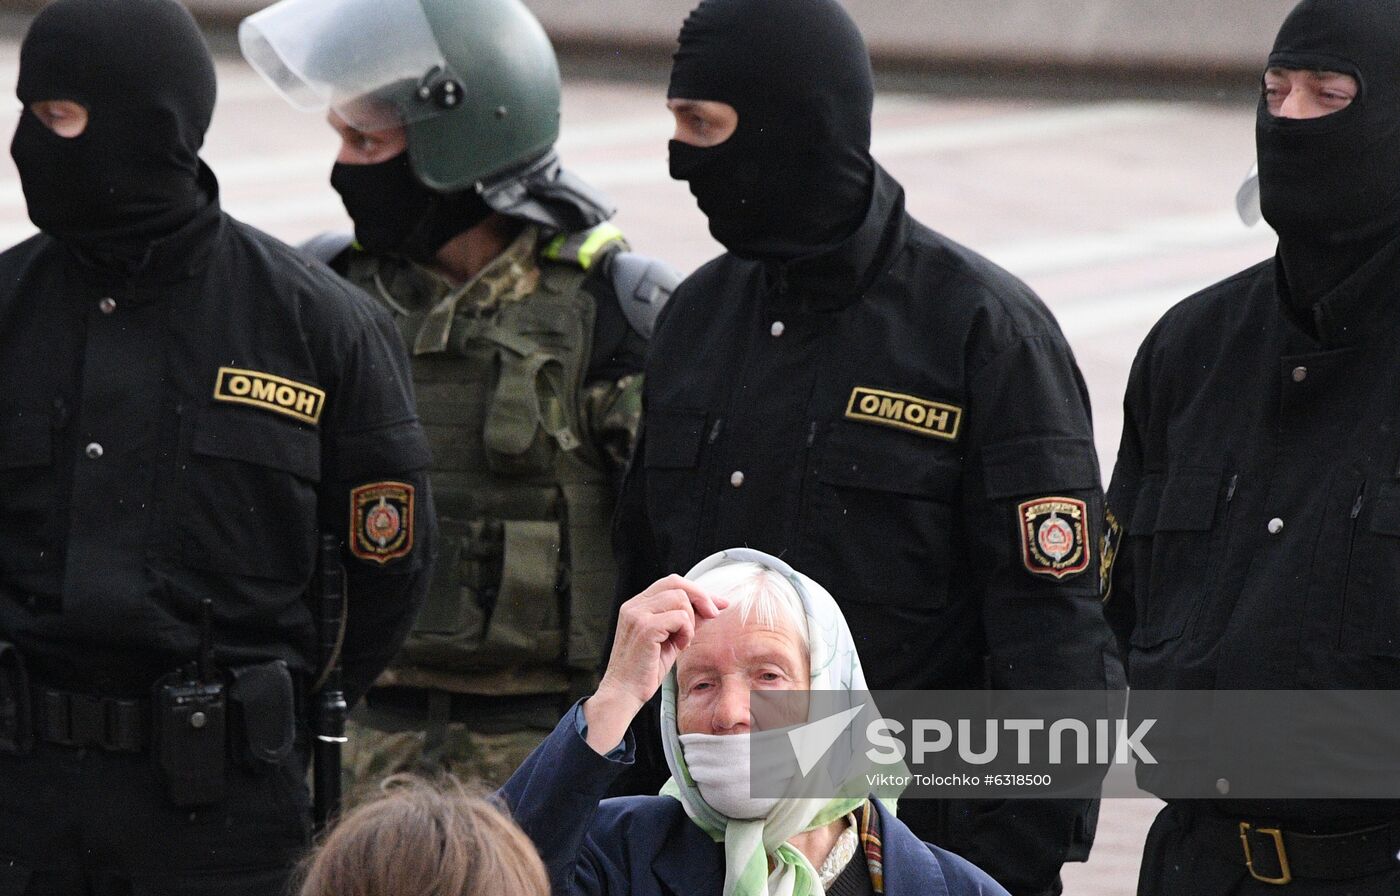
[502,549,1007,896]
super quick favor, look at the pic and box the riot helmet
[241,0,611,231]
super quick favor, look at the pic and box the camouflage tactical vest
[336,226,624,696]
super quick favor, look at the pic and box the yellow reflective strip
[576,223,626,270]
[542,231,571,261]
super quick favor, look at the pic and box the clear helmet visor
[239,0,462,131]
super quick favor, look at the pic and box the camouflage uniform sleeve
[581,372,643,480]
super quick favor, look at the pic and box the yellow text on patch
[214,367,325,425]
[845,387,962,440]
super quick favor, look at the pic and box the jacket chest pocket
[640,408,709,563]
[0,414,57,572]
[1340,482,1400,657]
[176,409,321,583]
[802,429,960,611]
[1126,470,1225,649]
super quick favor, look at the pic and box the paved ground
[0,33,1285,895]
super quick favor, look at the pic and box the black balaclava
[10,0,216,258]
[668,0,876,261]
[1257,0,1400,309]
[331,153,494,265]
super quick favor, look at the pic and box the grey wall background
[57,0,1296,77]
[519,0,1294,73]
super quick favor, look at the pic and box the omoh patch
[844,387,962,440]
[1018,497,1090,580]
[213,367,325,425]
[350,481,414,564]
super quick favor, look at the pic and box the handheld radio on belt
[153,598,227,806]
[312,533,348,832]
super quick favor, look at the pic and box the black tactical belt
[1195,812,1400,885]
[34,687,147,753]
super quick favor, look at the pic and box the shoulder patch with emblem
[1018,497,1090,580]
[350,481,415,564]
[845,387,962,440]
[1100,508,1122,601]
[214,367,325,425]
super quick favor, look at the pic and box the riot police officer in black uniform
[1106,1,1400,892]
[612,1,1122,893]
[0,1,434,893]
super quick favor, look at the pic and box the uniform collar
[412,225,542,355]
[1298,232,1400,347]
[63,162,223,292]
[763,163,906,311]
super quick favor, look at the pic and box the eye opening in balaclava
[10,0,217,257]
[1259,61,1362,125]
[666,0,876,262]
[667,98,739,151]
[25,98,91,140]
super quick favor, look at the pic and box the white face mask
[680,729,796,820]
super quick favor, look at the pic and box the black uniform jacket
[0,190,434,703]
[616,165,1121,892]
[1106,239,1400,825]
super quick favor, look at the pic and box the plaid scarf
[856,799,885,894]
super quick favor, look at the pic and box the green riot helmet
[240,0,562,192]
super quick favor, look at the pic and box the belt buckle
[1239,822,1293,885]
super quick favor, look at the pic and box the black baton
[312,533,348,832]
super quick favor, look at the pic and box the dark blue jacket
[501,704,1009,896]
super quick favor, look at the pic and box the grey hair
[689,561,810,660]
